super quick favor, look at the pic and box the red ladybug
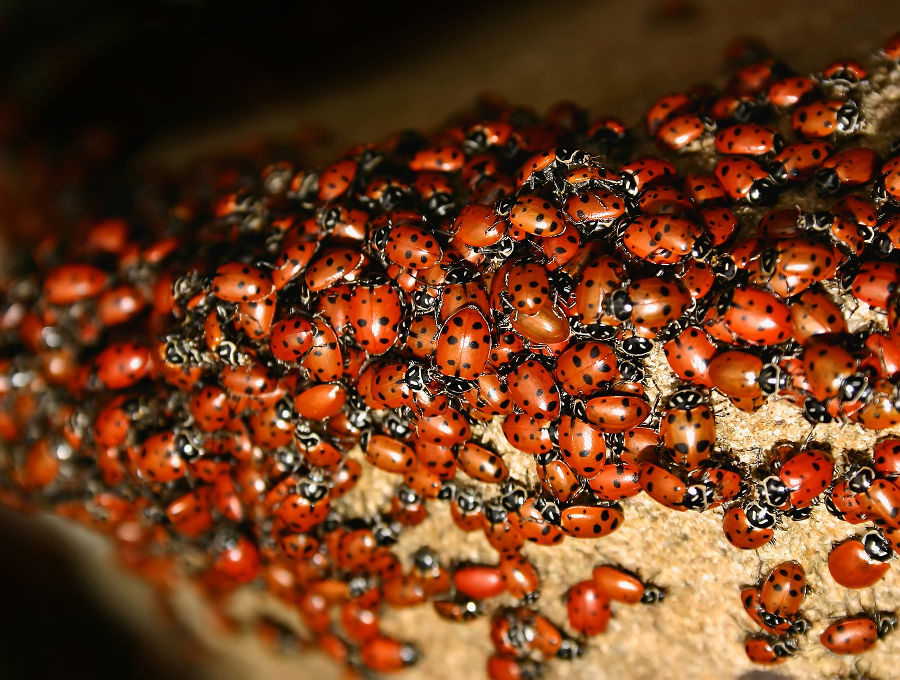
[506,195,566,237]
[660,389,716,470]
[43,263,107,306]
[486,654,542,680]
[435,306,492,383]
[722,504,775,550]
[722,286,792,345]
[359,635,421,672]
[566,579,611,635]
[212,262,274,302]
[456,441,509,484]
[453,564,507,600]
[792,99,859,138]
[560,503,625,538]
[94,342,151,390]
[714,124,780,156]
[820,612,897,655]
[759,561,806,619]
[744,635,797,665]
[556,415,607,479]
[587,456,642,501]
[591,564,664,604]
[663,326,717,388]
[828,533,892,589]
[639,461,687,512]
[507,359,561,421]
[555,341,618,397]
[714,156,776,204]
[874,437,900,477]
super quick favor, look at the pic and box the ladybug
[362,433,416,474]
[560,503,624,538]
[556,414,607,479]
[722,286,792,346]
[767,75,816,107]
[619,157,677,196]
[698,207,737,246]
[820,612,897,655]
[874,437,900,477]
[435,306,492,383]
[456,441,509,484]
[740,587,794,636]
[744,635,797,665]
[506,195,566,237]
[507,358,561,421]
[502,413,555,455]
[607,277,692,337]
[620,215,706,265]
[499,553,541,602]
[359,635,421,672]
[772,140,833,181]
[383,221,443,270]
[759,561,806,619]
[639,461,687,511]
[789,287,847,343]
[43,263,107,306]
[591,564,664,605]
[645,92,694,136]
[566,580,611,636]
[587,455,642,501]
[486,654,542,680]
[317,158,357,201]
[452,204,507,248]
[555,341,617,397]
[349,277,404,355]
[583,393,651,433]
[683,173,728,206]
[305,246,366,292]
[722,504,775,550]
[410,145,464,172]
[453,564,507,600]
[821,59,867,84]
[714,156,776,204]
[792,98,859,138]
[714,124,781,156]
[212,262,274,303]
[660,389,716,470]
[827,533,893,589]
[663,326,717,388]
[656,113,706,150]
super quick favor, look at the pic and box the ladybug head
[619,335,653,358]
[412,546,441,572]
[802,397,833,424]
[876,611,899,638]
[373,519,401,546]
[556,635,584,660]
[862,530,893,562]
[455,486,483,513]
[641,584,667,605]
[396,484,421,507]
[668,388,703,410]
[757,475,789,507]
[604,289,633,322]
[483,498,508,524]
[744,500,778,529]
[500,479,527,513]
[759,363,786,395]
[682,482,714,512]
[846,465,875,494]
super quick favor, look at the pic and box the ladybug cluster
[4,31,900,679]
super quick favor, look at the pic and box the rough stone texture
[9,3,900,680]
